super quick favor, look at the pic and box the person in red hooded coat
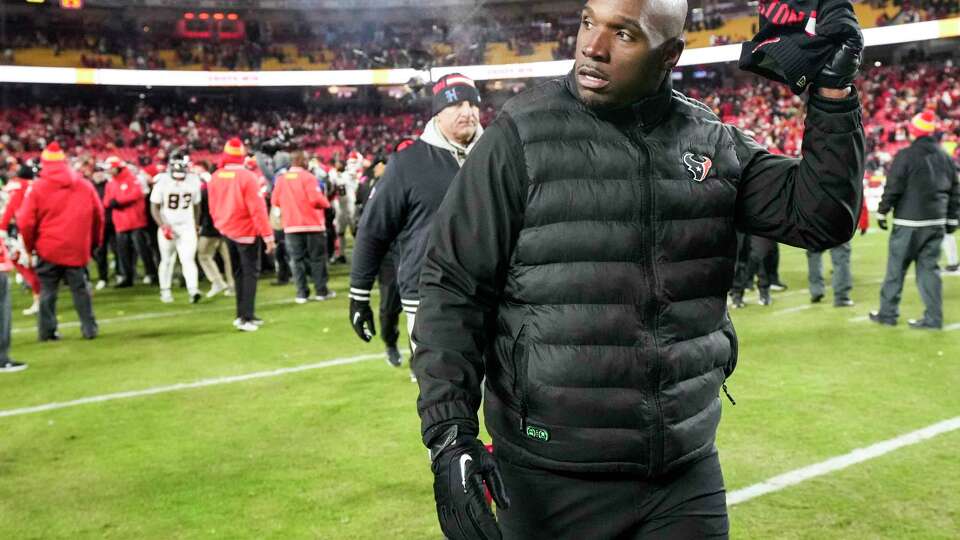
[16,142,103,341]
[207,138,275,332]
[103,156,157,287]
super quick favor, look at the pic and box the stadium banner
[1,18,957,87]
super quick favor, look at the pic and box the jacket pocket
[509,323,529,424]
[721,318,738,379]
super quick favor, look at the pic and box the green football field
[1,227,958,539]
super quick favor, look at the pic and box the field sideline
[1,227,958,539]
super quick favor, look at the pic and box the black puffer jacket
[414,73,864,476]
[878,136,959,228]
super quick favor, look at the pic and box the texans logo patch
[682,153,713,183]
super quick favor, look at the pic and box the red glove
[161,224,175,240]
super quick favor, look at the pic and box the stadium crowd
[9,0,956,71]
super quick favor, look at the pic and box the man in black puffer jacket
[414,0,865,538]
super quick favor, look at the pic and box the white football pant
[158,225,199,295]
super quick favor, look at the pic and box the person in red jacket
[1,162,41,315]
[103,156,157,288]
[270,151,333,304]
[16,142,104,341]
[208,138,276,332]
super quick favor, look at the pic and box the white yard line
[0,353,381,418]
[773,305,812,316]
[728,416,960,506]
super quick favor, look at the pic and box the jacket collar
[564,69,674,130]
[420,116,484,167]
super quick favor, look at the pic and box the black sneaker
[908,318,941,330]
[190,293,202,304]
[0,360,27,373]
[811,294,824,304]
[730,292,746,309]
[868,311,896,326]
[385,346,402,368]
[39,332,62,342]
[834,299,855,308]
[758,288,772,306]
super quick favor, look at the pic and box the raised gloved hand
[816,40,862,89]
[348,296,375,342]
[876,213,888,231]
[430,426,510,540]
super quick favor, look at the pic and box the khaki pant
[197,236,234,291]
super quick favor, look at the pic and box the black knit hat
[431,73,481,115]
[739,0,861,94]
[16,162,37,180]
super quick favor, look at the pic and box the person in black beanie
[348,73,483,382]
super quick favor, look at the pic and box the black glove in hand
[432,432,510,540]
[816,39,863,89]
[876,214,888,231]
[107,199,120,210]
[349,298,376,342]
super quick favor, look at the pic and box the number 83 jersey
[149,173,203,227]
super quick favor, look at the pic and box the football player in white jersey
[149,154,203,304]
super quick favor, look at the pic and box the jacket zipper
[627,126,665,475]
[510,323,529,431]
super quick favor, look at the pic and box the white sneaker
[142,276,153,285]
[95,280,106,291]
[21,302,39,316]
[295,297,309,304]
[206,282,229,298]
[409,371,418,383]
[233,318,242,328]
[160,291,174,304]
[224,288,235,297]
[236,320,259,332]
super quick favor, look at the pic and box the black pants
[496,450,728,539]
[36,260,98,340]
[746,236,777,291]
[325,208,337,255]
[273,229,292,282]
[116,227,158,285]
[286,231,329,298]
[93,221,119,283]
[731,232,752,292]
[228,239,262,321]
[378,248,402,349]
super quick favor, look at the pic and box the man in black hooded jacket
[413,0,865,538]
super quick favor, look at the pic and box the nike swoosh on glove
[348,297,376,342]
[432,434,510,540]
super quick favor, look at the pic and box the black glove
[349,297,376,342]
[430,426,510,540]
[107,199,120,210]
[877,214,888,231]
[815,38,863,89]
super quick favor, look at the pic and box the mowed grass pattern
[1,227,958,539]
